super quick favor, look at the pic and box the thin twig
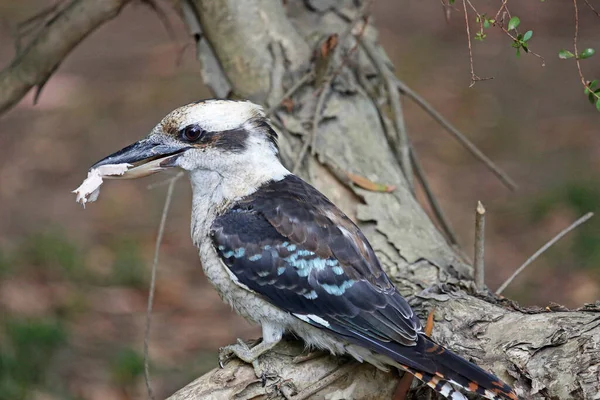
[499,26,545,65]
[461,0,493,86]
[144,174,181,400]
[572,0,600,103]
[474,201,486,291]
[309,79,331,157]
[496,212,594,295]
[359,38,414,192]
[394,77,518,191]
[329,14,370,83]
[292,79,332,173]
[494,0,509,22]
[411,147,459,246]
[584,0,600,18]
[265,71,314,117]
[337,0,375,45]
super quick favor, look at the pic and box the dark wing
[211,175,428,367]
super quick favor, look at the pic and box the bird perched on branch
[86,99,518,400]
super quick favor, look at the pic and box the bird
[87,99,518,400]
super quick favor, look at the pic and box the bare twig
[310,82,331,157]
[474,201,486,291]
[265,71,314,117]
[337,0,375,45]
[144,174,181,400]
[583,0,600,18]
[141,0,176,41]
[0,0,132,115]
[359,38,414,192]
[292,79,332,173]
[394,77,517,191]
[494,0,509,22]
[496,212,594,295]
[329,14,370,83]
[411,147,459,246]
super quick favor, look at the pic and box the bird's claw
[218,338,255,368]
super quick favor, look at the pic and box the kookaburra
[84,100,517,400]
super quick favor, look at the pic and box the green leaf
[516,47,521,57]
[579,48,596,59]
[508,16,520,31]
[558,49,575,59]
[590,80,599,90]
[589,92,596,104]
[483,19,490,29]
[523,30,533,42]
[596,98,600,112]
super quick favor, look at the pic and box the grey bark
[168,1,600,399]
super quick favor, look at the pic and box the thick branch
[0,0,131,115]
[173,1,600,399]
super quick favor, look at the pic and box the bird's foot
[219,338,257,367]
[219,338,274,379]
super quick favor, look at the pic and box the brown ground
[0,1,598,399]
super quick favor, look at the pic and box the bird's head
[90,100,286,189]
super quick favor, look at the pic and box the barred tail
[398,365,468,400]
[398,336,519,400]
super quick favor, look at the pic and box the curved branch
[0,0,131,115]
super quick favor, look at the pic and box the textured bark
[0,0,131,115]
[168,1,600,399]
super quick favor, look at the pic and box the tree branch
[0,0,132,116]
[173,1,600,399]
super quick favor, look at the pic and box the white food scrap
[73,163,131,207]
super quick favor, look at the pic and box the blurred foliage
[531,181,600,270]
[0,318,67,400]
[17,229,84,280]
[110,348,145,388]
[110,239,147,289]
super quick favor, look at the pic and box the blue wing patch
[210,175,423,354]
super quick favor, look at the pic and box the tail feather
[398,365,468,400]
[399,336,519,400]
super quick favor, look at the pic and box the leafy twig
[461,0,493,86]
[144,173,181,400]
[394,77,518,191]
[496,212,594,295]
[572,0,600,108]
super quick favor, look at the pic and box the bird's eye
[181,125,205,142]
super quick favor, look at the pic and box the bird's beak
[90,138,189,179]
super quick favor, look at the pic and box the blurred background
[0,0,598,399]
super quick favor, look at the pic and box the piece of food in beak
[73,139,186,207]
[72,163,131,206]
